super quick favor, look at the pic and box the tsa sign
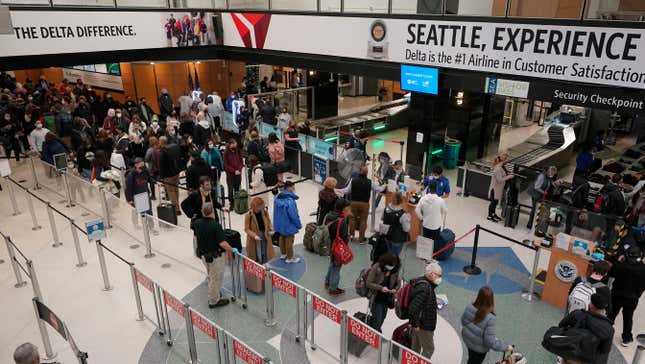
[85,219,106,242]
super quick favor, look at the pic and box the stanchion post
[27,260,56,360]
[129,264,145,321]
[463,225,482,275]
[295,287,302,343]
[340,309,348,364]
[4,235,27,288]
[30,155,41,190]
[26,193,42,231]
[95,240,113,291]
[142,213,155,258]
[310,292,317,350]
[229,252,237,303]
[264,267,277,327]
[370,189,377,233]
[183,303,199,363]
[62,173,74,207]
[154,284,166,336]
[377,335,383,364]
[521,248,541,302]
[99,190,112,229]
[297,149,302,176]
[6,177,21,216]
[631,334,644,364]
[399,140,404,162]
[69,219,86,267]
[46,203,63,248]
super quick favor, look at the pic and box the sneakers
[487,216,498,222]
[279,254,287,260]
[208,298,230,308]
[359,239,367,245]
[621,338,633,347]
[487,215,502,222]
[328,288,345,296]
[286,257,301,264]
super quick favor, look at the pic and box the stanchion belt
[431,227,477,258]
[338,130,403,144]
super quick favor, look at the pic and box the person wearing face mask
[201,137,224,186]
[103,108,117,135]
[115,108,131,132]
[527,165,559,230]
[138,97,155,124]
[366,253,401,332]
[193,111,213,148]
[408,261,442,359]
[125,157,158,233]
[29,120,50,156]
[0,111,21,162]
[147,116,165,139]
[325,198,351,295]
[223,139,244,209]
[273,181,302,264]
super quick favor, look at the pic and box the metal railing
[1,0,608,21]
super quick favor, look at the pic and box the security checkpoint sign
[85,219,106,242]
[163,290,185,317]
[243,259,265,281]
[190,309,217,340]
[134,268,153,292]
[271,273,296,298]
[312,295,341,324]
[348,316,380,349]
[233,339,263,364]
[401,347,431,364]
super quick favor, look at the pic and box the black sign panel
[34,298,67,340]
[528,83,645,114]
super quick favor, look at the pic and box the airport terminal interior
[1,1,645,364]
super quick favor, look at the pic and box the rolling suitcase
[503,205,520,228]
[391,322,412,359]
[245,237,265,294]
[222,210,242,251]
[157,202,178,226]
[434,229,456,261]
[347,311,371,358]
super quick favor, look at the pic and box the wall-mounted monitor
[400,64,438,95]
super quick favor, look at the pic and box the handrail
[97,240,133,266]
[478,226,538,251]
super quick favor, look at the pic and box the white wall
[457,0,494,16]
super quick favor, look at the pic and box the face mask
[187,137,193,143]
[384,265,394,271]
[116,113,122,118]
[24,115,31,122]
[4,116,10,121]
[28,97,33,101]
[433,277,442,285]
[35,123,42,129]
[208,143,214,148]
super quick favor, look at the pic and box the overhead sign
[485,77,530,98]
[401,64,439,95]
[223,14,645,90]
[528,83,645,113]
[62,67,124,91]
[2,10,222,57]
[85,219,106,242]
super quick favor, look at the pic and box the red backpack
[395,278,427,320]
[331,218,353,265]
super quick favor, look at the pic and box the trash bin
[443,138,461,169]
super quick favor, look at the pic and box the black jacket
[158,94,174,117]
[191,217,226,258]
[408,277,438,331]
[559,310,614,364]
[193,125,212,148]
[186,159,211,191]
[351,175,372,202]
[159,143,181,178]
[609,259,645,300]
[600,182,626,216]
[181,189,222,220]
[125,168,152,203]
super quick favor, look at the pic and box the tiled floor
[1,126,643,364]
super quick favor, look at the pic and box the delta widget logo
[230,13,272,49]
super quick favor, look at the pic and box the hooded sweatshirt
[273,189,302,236]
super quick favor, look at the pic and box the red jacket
[223,148,243,176]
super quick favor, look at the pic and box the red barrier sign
[348,316,379,348]
[401,347,431,364]
[271,274,296,297]
[163,290,185,317]
[134,268,153,292]
[312,296,341,324]
[190,309,217,340]
[233,339,263,364]
[243,259,265,281]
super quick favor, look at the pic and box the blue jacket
[200,147,224,171]
[273,190,302,236]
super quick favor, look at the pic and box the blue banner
[313,156,328,185]
[307,137,334,160]
[258,122,284,141]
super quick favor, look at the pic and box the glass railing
[3,0,641,21]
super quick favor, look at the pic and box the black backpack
[542,315,600,363]
[382,208,406,243]
[256,163,278,187]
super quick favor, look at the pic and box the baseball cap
[590,293,609,310]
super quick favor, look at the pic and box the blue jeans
[325,261,342,290]
[387,240,404,257]
[527,197,539,229]
[369,301,388,332]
